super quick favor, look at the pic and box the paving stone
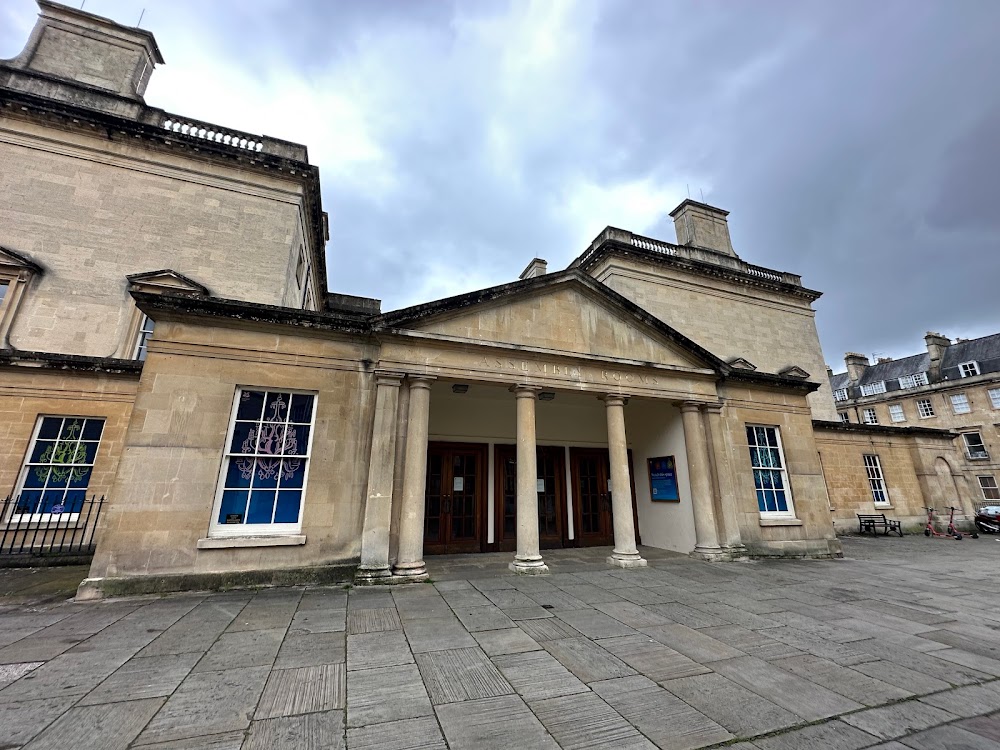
[0,695,78,747]
[750,719,878,750]
[227,590,302,632]
[415,647,513,704]
[79,651,202,705]
[347,607,402,634]
[554,609,639,639]
[346,630,412,672]
[483,589,536,609]
[452,604,515,632]
[0,661,43,689]
[193,627,284,672]
[472,627,541,656]
[592,601,672,628]
[276,631,346,669]
[554,584,625,604]
[531,690,658,749]
[288,608,346,634]
[831,619,948,652]
[693,602,784,630]
[527,589,589,610]
[22,697,163,750]
[840,701,958,741]
[243,710,345,750]
[770,654,913,706]
[661,673,801,737]
[0,647,134,702]
[517,617,583,642]
[469,578,516,592]
[919,681,1000,717]
[640,623,746,663]
[765,626,877,666]
[597,634,711,682]
[135,665,271,744]
[0,606,138,663]
[857,640,992,684]
[347,715,447,750]
[931,647,1000,679]
[698,625,805,661]
[402,616,478,653]
[298,587,348,611]
[591,674,733,750]
[439,588,492,607]
[614,587,675,605]
[347,662,433,727]
[899,724,1000,750]
[435,694,559,749]
[644,603,729,629]
[504,606,557,620]
[138,595,251,657]
[492,649,589,701]
[132,730,246,749]
[765,611,869,642]
[542,637,636,683]
[864,600,957,626]
[256,663,345,719]
[958,713,1000,742]
[348,591,395,610]
[923,629,1000,662]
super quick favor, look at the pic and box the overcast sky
[3,0,999,369]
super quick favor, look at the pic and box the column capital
[374,370,405,387]
[679,400,704,414]
[407,375,436,390]
[600,394,630,407]
[510,384,541,398]
[703,402,724,414]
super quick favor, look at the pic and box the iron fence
[0,494,104,556]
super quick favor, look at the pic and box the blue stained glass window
[746,425,791,515]
[217,390,314,530]
[15,417,104,515]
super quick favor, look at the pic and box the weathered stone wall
[88,319,378,580]
[0,116,314,357]
[717,384,841,557]
[0,368,137,500]
[590,256,838,421]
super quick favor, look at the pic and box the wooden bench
[857,513,903,537]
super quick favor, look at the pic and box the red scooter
[924,506,977,540]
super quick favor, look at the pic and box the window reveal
[746,425,793,516]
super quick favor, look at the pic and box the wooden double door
[423,442,488,554]
[495,445,568,551]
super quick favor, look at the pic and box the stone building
[828,333,1000,526]
[0,2,969,597]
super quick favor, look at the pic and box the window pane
[247,490,276,523]
[0,280,7,304]
[289,394,315,423]
[237,390,265,421]
[219,490,248,524]
[230,422,259,454]
[280,459,306,488]
[224,459,253,489]
[274,490,302,523]
[251,458,281,489]
[38,417,62,440]
[283,424,310,455]
[989,389,1000,409]
[263,392,292,422]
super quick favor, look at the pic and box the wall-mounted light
[538,392,555,401]
[452,384,469,394]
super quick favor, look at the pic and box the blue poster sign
[648,456,679,502]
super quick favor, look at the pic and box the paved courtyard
[3,538,1000,749]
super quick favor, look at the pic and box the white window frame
[746,425,795,518]
[838,412,850,423]
[988,388,1000,409]
[833,388,848,402]
[862,408,878,425]
[294,246,307,289]
[959,361,980,378]
[979,476,1000,501]
[864,454,890,506]
[860,381,887,397]
[950,393,971,415]
[917,399,935,418]
[963,432,989,461]
[10,415,105,523]
[888,404,906,423]
[898,372,928,389]
[132,314,155,361]
[209,387,318,538]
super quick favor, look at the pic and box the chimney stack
[925,332,951,380]
[669,199,737,257]
[519,258,547,280]
[844,352,870,384]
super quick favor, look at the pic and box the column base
[607,551,647,569]
[354,566,393,585]
[509,557,549,575]
[721,544,749,561]
[691,544,729,562]
[391,561,429,582]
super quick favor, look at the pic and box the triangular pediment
[728,357,757,371]
[381,272,721,371]
[127,269,209,296]
[0,245,43,275]
[779,365,810,379]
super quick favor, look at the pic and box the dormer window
[833,388,848,402]
[960,361,980,378]
[898,373,928,389]
[860,381,886,396]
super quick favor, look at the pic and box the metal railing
[0,494,104,557]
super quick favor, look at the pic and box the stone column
[510,386,548,574]
[703,402,746,558]
[604,394,646,568]
[393,375,435,581]
[680,401,724,560]
[356,372,404,583]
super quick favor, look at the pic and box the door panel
[571,449,613,546]
[494,445,567,551]
[423,443,486,554]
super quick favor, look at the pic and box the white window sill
[197,535,307,550]
[874,504,893,510]
[759,518,803,527]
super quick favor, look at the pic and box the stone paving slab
[5,538,1000,749]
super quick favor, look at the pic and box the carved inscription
[476,357,658,385]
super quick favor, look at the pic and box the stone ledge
[196,535,306,549]
[75,561,355,600]
[759,518,804,527]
